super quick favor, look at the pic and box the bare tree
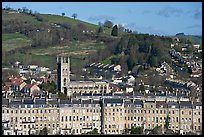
[72,13,77,19]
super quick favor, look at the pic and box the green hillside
[2,9,115,69]
[2,32,32,52]
[3,9,199,76]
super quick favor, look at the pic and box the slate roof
[35,99,46,104]
[93,100,100,104]
[50,93,58,99]
[93,93,102,96]
[23,99,34,104]
[104,98,123,104]
[145,93,156,98]
[2,98,9,106]
[60,99,72,104]
[81,100,92,104]
[179,101,192,108]
[47,99,58,104]
[124,100,132,105]
[82,93,92,96]
[10,100,23,105]
[72,99,81,104]
[167,102,179,108]
[192,102,202,109]
[134,99,143,105]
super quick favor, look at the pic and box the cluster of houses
[164,78,200,95]
[169,49,202,77]
[1,75,52,97]
[13,61,51,76]
[2,54,202,135]
[86,63,121,72]
[84,63,122,79]
[156,62,174,77]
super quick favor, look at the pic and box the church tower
[56,55,70,94]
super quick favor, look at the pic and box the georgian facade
[2,97,202,135]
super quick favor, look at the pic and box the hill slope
[2,9,115,70]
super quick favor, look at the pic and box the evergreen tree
[39,127,48,135]
[87,128,99,134]
[164,115,170,130]
[130,126,143,134]
[111,25,118,36]
[72,13,77,19]
[127,55,134,71]
[98,26,104,34]
[62,12,65,16]
[104,20,113,28]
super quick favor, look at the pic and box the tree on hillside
[5,6,11,10]
[111,25,118,36]
[148,56,159,67]
[22,6,29,13]
[28,9,33,15]
[118,24,125,32]
[40,81,57,94]
[98,26,104,35]
[62,12,65,16]
[119,55,128,75]
[139,83,145,92]
[98,21,103,26]
[127,56,134,71]
[72,13,77,19]
[104,20,113,28]
[17,8,22,12]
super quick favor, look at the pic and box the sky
[2,2,202,36]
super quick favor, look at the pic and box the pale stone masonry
[2,97,202,135]
[2,56,201,135]
[56,55,110,96]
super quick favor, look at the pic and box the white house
[126,86,133,93]
[113,65,122,72]
[193,44,200,49]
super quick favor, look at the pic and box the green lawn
[30,40,106,56]
[2,33,32,52]
[2,10,114,69]
[2,11,42,25]
[101,55,120,65]
[40,14,112,35]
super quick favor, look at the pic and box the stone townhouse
[102,98,125,134]
[59,99,101,135]
[124,99,144,130]
[192,102,202,135]
[2,96,202,135]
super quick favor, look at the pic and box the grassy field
[29,40,106,68]
[101,55,120,65]
[30,40,106,56]
[3,10,113,36]
[40,14,112,35]
[2,33,32,52]
[2,10,114,69]
[2,31,107,69]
